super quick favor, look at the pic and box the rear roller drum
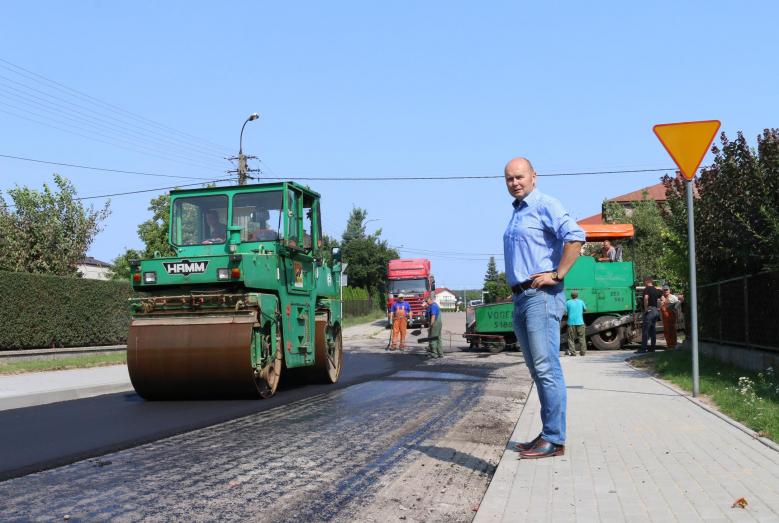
[315,320,343,384]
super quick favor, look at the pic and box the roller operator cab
[127,182,344,400]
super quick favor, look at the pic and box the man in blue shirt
[425,295,443,358]
[565,291,588,356]
[503,157,585,459]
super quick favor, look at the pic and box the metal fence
[342,299,376,318]
[698,270,779,351]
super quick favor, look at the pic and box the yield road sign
[653,120,720,180]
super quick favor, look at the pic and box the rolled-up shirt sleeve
[542,198,585,243]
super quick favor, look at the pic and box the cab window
[287,189,300,247]
[232,191,282,242]
[172,195,228,246]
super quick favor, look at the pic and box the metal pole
[686,179,700,396]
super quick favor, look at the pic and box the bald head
[504,157,537,200]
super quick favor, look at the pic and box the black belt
[511,280,534,294]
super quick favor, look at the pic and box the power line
[75,178,234,201]
[397,245,503,256]
[0,153,214,180]
[0,75,228,167]
[0,106,225,172]
[251,167,679,181]
[0,57,232,157]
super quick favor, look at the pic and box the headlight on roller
[217,268,230,281]
[143,271,157,284]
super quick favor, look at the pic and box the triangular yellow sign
[653,120,720,180]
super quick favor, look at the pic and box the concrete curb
[0,382,134,411]
[0,345,126,361]
[473,382,534,521]
[624,357,779,453]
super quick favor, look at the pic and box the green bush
[0,271,132,350]
[342,286,370,301]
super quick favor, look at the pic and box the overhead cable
[75,178,234,201]
[0,75,228,166]
[0,57,231,156]
[0,153,214,180]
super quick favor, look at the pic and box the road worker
[425,295,443,358]
[390,293,411,350]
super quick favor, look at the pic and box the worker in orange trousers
[390,294,411,350]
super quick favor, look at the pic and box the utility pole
[228,113,260,185]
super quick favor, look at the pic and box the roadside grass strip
[342,311,386,329]
[636,350,779,442]
[0,353,127,375]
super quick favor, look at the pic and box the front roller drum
[127,314,262,399]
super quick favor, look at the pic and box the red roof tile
[608,182,667,203]
[578,213,604,225]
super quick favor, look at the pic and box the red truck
[386,258,435,328]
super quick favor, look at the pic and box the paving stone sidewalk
[475,351,779,522]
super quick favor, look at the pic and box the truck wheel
[590,325,624,351]
[488,339,506,354]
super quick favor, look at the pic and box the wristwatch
[551,271,563,282]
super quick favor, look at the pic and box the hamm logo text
[163,260,209,275]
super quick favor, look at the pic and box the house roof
[578,212,604,225]
[608,182,667,203]
[79,257,112,268]
[579,181,676,226]
[435,288,455,295]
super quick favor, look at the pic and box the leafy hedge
[0,271,132,350]
[341,286,370,301]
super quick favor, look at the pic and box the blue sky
[1,1,777,289]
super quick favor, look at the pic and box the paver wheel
[590,320,624,351]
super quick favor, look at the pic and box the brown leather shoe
[514,434,542,451]
[519,440,564,459]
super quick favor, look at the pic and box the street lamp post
[237,112,259,185]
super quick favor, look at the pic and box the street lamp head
[248,112,260,122]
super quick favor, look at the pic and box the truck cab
[386,258,435,328]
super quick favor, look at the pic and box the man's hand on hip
[529,271,559,288]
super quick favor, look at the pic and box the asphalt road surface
[0,313,532,522]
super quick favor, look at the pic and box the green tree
[111,193,175,280]
[318,233,340,267]
[483,272,511,303]
[602,194,679,287]
[339,207,398,296]
[663,129,779,282]
[484,256,499,283]
[0,174,110,276]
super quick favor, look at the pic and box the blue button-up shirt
[503,189,585,287]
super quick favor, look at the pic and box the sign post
[653,120,720,397]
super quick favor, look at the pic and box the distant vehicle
[467,299,483,307]
[386,258,435,328]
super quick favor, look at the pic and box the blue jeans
[512,287,567,445]
[641,307,659,352]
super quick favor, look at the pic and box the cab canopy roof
[169,181,320,198]
[581,223,634,241]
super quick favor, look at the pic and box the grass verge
[631,350,779,442]
[342,310,386,329]
[0,353,127,375]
